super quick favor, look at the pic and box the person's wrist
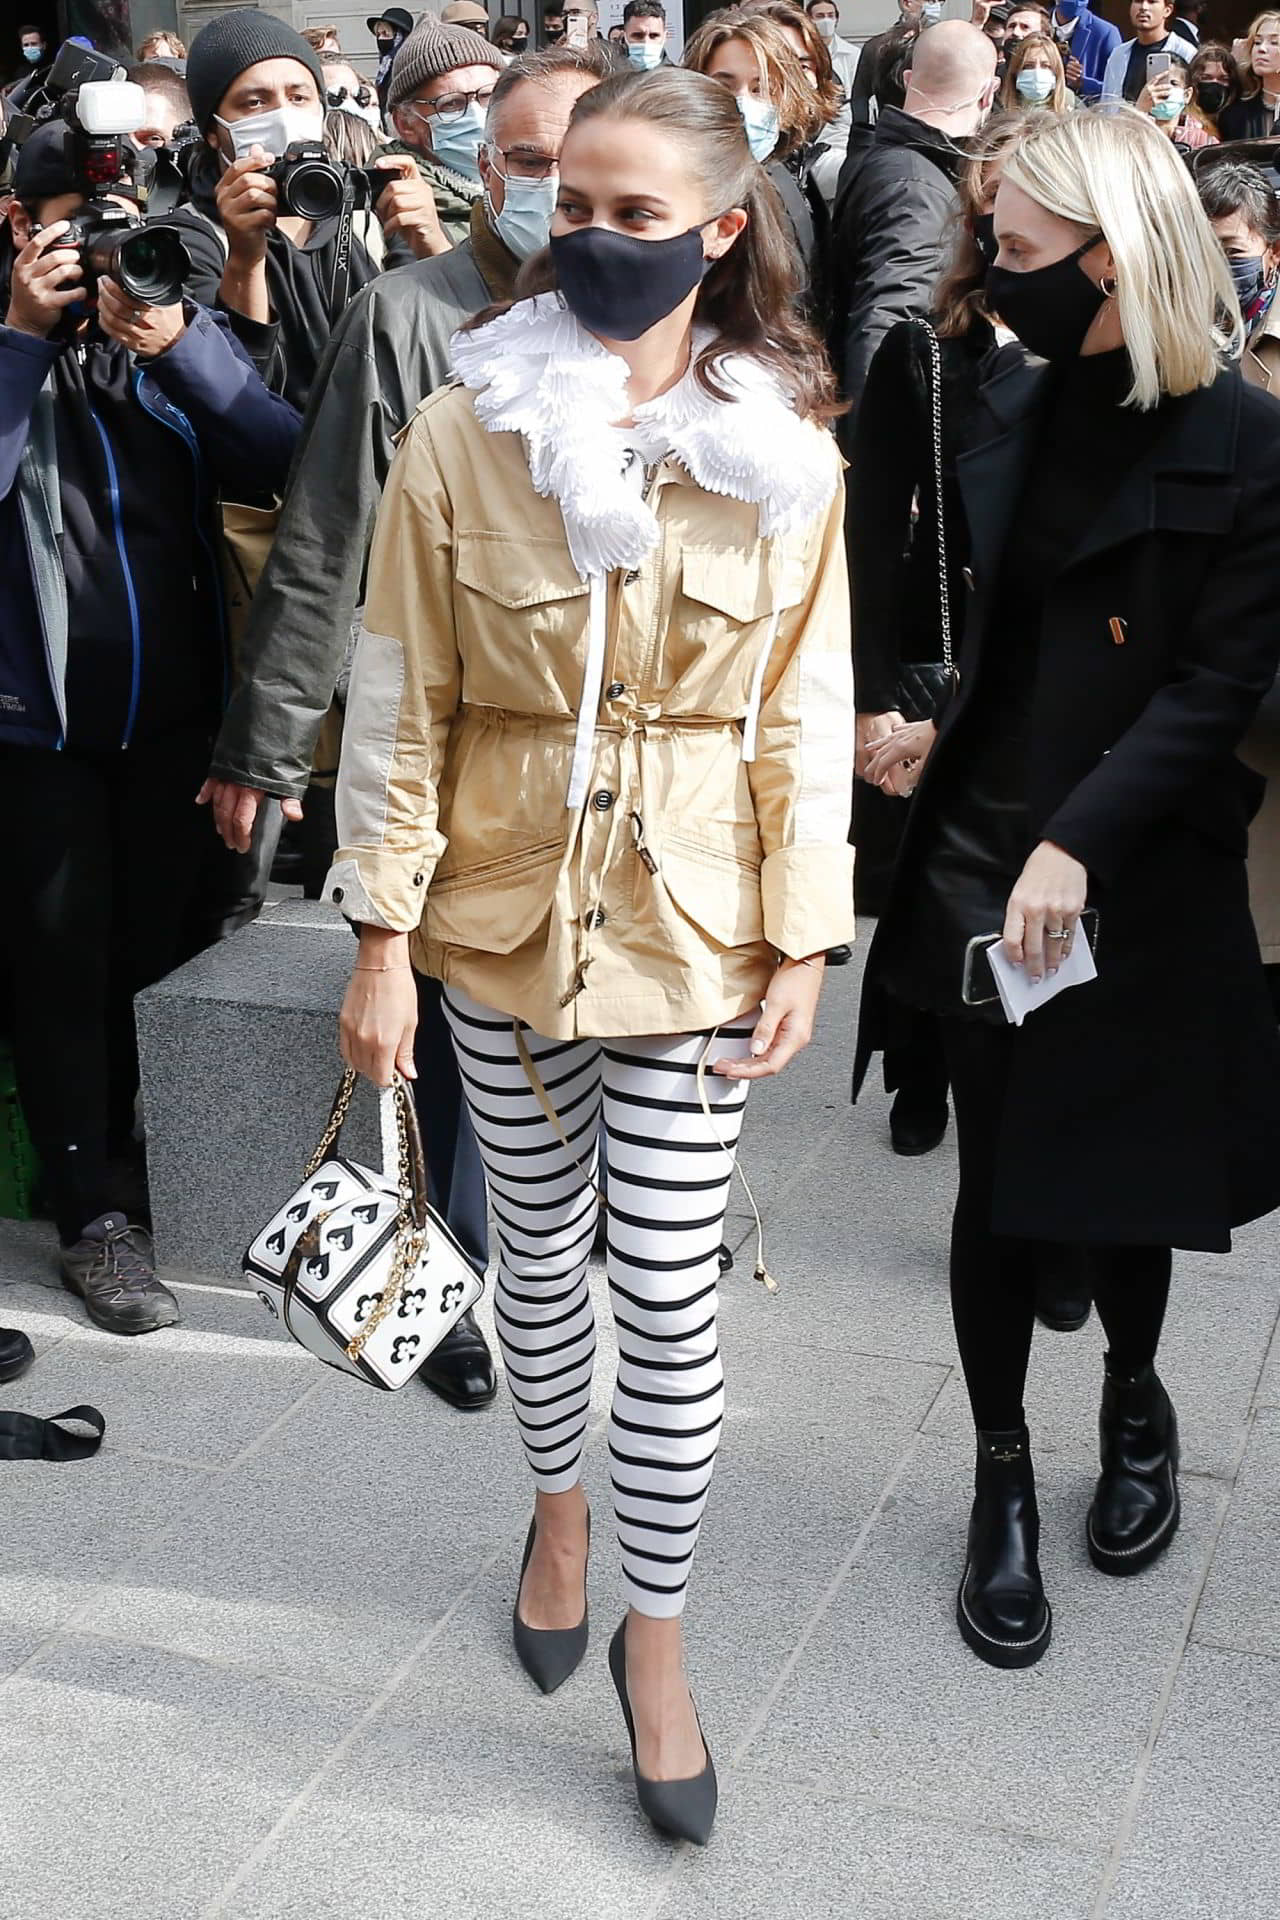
[6,309,51,338]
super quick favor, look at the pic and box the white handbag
[244,1070,484,1391]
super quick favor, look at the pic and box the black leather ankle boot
[956,1426,1052,1669]
[1087,1361,1180,1576]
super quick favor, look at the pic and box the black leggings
[941,1019,1172,1432]
[0,731,212,1243]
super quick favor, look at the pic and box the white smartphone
[566,12,589,45]
[1147,49,1173,78]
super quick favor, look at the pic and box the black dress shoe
[608,1620,717,1846]
[825,944,853,967]
[889,1088,949,1157]
[416,1308,498,1410]
[1034,1245,1093,1332]
[0,1327,34,1385]
[956,1426,1052,1669]
[513,1513,590,1694]
[1087,1361,1180,1576]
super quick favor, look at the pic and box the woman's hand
[96,276,186,356]
[338,931,418,1086]
[712,956,825,1081]
[1002,841,1088,983]
[862,718,937,798]
[855,708,905,780]
[6,221,83,337]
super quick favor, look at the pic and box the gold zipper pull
[630,812,658,874]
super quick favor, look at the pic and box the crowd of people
[2,0,1280,1852]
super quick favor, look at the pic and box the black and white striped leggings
[442,985,755,1619]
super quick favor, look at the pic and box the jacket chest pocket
[453,532,589,708]
[671,545,804,702]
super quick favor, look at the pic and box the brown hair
[682,8,826,156]
[1189,39,1243,116]
[743,0,844,126]
[465,67,839,421]
[934,109,1028,339]
[998,32,1067,113]
[136,29,187,59]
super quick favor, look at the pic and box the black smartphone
[962,910,1100,1007]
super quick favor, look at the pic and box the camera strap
[328,181,357,331]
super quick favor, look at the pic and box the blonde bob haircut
[1001,107,1242,410]
[1239,11,1280,90]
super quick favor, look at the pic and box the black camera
[61,202,191,308]
[268,142,386,222]
[8,48,193,311]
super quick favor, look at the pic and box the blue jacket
[0,302,300,752]
[1062,6,1123,100]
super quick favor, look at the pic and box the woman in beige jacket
[326,67,855,1845]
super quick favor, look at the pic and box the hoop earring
[1100,275,1118,298]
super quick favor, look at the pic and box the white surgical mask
[737,90,780,162]
[1015,65,1056,100]
[626,38,664,67]
[487,168,559,260]
[413,98,486,181]
[813,14,838,37]
[920,1,944,24]
[215,104,324,163]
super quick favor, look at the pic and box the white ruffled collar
[449,293,836,579]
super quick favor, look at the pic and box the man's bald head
[904,18,997,132]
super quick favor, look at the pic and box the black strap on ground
[0,1405,106,1461]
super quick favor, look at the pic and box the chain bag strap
[893,320,959,721]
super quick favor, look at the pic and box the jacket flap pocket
[427,838,563,954]
[455,533,589,610]
[657,836,764,951]
[1152,480,1240,537]
[681,545,786,624]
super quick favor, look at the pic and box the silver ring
[132,307,144,321]
[1047,928,1071,941]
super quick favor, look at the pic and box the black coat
[828,107,966,418]
[855,353,1280,1253]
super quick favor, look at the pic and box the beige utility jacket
[325,309,856,1039]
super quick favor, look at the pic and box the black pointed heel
[607,1619,718,1846]
[512,1513,589,1694]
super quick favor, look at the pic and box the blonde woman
[1220,10,1280,135]
[330,67,853,1840]
[859,108,1280,1669]
[998,31,1070,112]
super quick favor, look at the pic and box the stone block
[135,904,384,1278]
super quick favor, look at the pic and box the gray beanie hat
[387,19,501,113]
[186,8,327,132]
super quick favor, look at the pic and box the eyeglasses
[490,143,560,181]
[409,83,497,123]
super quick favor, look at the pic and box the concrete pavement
[1,951,1277,1918]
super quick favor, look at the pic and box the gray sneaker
[60,1213,181,1336]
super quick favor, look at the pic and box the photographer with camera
[170,9,450,411]
[0,115,301,1336]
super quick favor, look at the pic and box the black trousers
[0,730,212,1244]
[941,1018,1172,1433]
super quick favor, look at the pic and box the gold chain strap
[305,1069,357,1180]
[345,1079,426,1364]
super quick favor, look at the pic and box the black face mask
[1196,80,1228,113]
[972,210,998,269]
[550,222,710,340]
[985,232,1106,362]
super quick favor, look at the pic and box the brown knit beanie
[386,19,501,111]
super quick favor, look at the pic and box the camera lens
[109,226,192,307]
[279,155,345,222]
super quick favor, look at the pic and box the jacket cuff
[760,844,856,958]
[0,325,62,368]
[323,852,430,932]
[216,302,279,369]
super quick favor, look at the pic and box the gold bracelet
[353,963,412,973]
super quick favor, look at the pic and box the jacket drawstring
[566,573,609,811]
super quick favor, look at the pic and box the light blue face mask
[1150,86,1187,120]
[23,43,44,62]
[423,99,486,181]
[919,1,944,24]
[737,90,780,163]
[626,38,665,68]
[1015,65,1056,101]
[487,168,559,261]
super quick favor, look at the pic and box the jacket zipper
[87,405,144,749]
